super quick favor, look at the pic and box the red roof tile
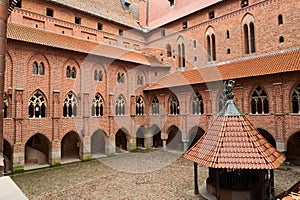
[7,23,166,67]
[144,49,300,91]
[183,100,286,169]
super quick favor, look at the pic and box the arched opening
[115,129,128,152]
[166,126,183,151]
[257,128,276,148]
[25,134,50,166]
[152,125,163,148]
[3,139,13,173]
[61,132,81,160]
[91,130,107,156]
[287,131,300,165]
[136,127,146,148]
[188,126,205,149]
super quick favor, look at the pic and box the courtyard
[9,150,300,200]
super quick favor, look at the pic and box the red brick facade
[2,0,300,173]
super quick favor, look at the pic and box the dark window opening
[75,17,81,25]
[227,48,231,54]
[292,84,300,114]
[168,0,175,6]
[46,8,54,17]
[278,14,283,25]
[207,36,211,62]
[166,44,172,57]
[97,23,103,30]
[15,0,22,8]
[209,11,215,19]
[124,2,130,11]
[226,30,230,39]
[119,29,123,36]
[250,22,256,53]
[194,40,197,48]
[244,24,249,54]
[170,95,180,115]
[279,36,284,43]
[241,0,248,7]
[182,21,188,29]
[211,34,216,61]
[161,30,165,37]
[151,96,159,115]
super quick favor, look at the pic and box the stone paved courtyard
[10,150,300,200]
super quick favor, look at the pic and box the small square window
[46,8,54,17]
[209,11,215,20]
[183,21,188,29]
[168,0,175,6]
[98,23,103,31]
[75,17,81,25]
[161,30,165,37]
[124,2,130,11]
[119,29,123,36]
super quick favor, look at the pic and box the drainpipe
[0,0,9,176]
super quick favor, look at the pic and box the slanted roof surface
[144,48,300,91]
[7,23,166,67]
[184,100,286,169]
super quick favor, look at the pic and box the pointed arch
[292,83,300,114]
[192,92,204,115]
[63,92,78,117]
[166,125,183,151]
[92,93,104,116]
[115,94,126,116]
[287,131,300,165]
[91,129,108,156]
[170,94,180,115]
[177,36,185,68]
[151,96,159,115]
[205,26,216,62]
[25,133,50,165]
[150,124,162,148]
[136,126,147,148]
[242,13,256,54]
[188,126,205,149]
[136,95,145,115]
[3,139,13,173]
[28,90,47,118]
[115,128,130,152]
[61,131,81,160]
[250,86,269,114]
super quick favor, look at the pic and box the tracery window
[192,92,204,115]
[32,61,45,75]
[292,84,300,114]
[92,93,104,116]
[115,95,125,116]
[151,96,159,115]
[136,96,144,115]
[170,95,180,115]
[251,86,269,114]
[28,91,46,118]
[117,73,125,83]
[63,92,77,117]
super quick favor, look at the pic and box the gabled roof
[144,48,300,91]
[183,100,286,169]
[7,23,166,67]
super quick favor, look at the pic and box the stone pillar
[162,133,167,151]
[107,134,115,155]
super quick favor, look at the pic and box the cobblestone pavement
[10,150,300,200]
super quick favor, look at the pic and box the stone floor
[10,150,300,200]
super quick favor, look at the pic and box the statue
[224,80,235,100]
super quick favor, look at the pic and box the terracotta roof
[144,49,300,91]
[148,0,222,29]
[7,23,166,66]
[49,0,139,28]
[183,100,286,169]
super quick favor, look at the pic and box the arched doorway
[188,126,205,149]
[136,127,146,148]
[257,128,276,148]
[3,139,13,173]
[166,126,183,151]
[287,131,300,165]
[115,129,128,152]
[61,132,81,160]
[152,125,162,148]
[91,130,107,156]
[25,134,50,166]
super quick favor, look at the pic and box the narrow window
[46,8,54,17]
[75,17,81,25]
[182,21,188,29]
[178,44,181,67]
[207,36,211,62]
[278,14,283,25]
[66,66,71,78]
[99,70,103,81]
[115,95,125,116]
[193,40,197,48]
[227,48,231,54]
[4,96,8,118]
[71,67,76,78]
[170,95,180,115]
[166,44,172,57]
[218,92,226,112]
[161,30,165,37]
[117,73,125,83]
[292,84,300,114]
[39,62,44,75]
[192,92,204,115]
[152,96,159,115]
[92,93,104,116]
[241,0,248,7]
[97,23,103,30]
[63,92,77,117]
[243,24,249,54]
[211,34,216,61]
[136,96,145,115]
[250,22,256,53]
[168,0,175,6]
[124,2,130,12]
[279,36,284,43]
[119,29,123,36]
[33,61,38,75]
[181,43,185,67]
[226,30,230,39]
[209,11,215,20]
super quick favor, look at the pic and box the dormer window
[168,0,175,6]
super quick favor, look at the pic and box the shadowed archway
[115,129,129,152]
[257,128,276,148]
[61,132,81,160]
[151,125,162,148]
[3,139,13,173]
[25,133,50,165]
[166,126,183,151]
[188,126,205,149]
[91,129,107,156]
[287,131,300,165]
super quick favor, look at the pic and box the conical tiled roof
[184,99,286,169]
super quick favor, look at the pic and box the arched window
[211,34,216,61]
[99,70,103,81]
[278,14,283,25]
[243,19,256,54]
[71,67,76,78]
[92,93,104,116]
[151,96,159,115]
[115,95,125,116]
[28,91,46,118]
[66,66,71,78]
[177,37,185,68]
[249,22,256,53]
[292,84,300,114]
[117,73,125,83]
[137,75,144,85]
[63,92,77,117]
[206,27,216,62]
[4,96,8,118]
[39,62,44,75]
[170,95,180,115]
[136,96,144,115]
[192,92,204,115]
[94,70,98,81]
[33,61,38,75]
[207,35,211,62]
[218,92,227,112]
[166,44,172,57]
[279,36,284,43]
[251,86,269,114]
[243,24,249,54]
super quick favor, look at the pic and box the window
[92,93,104,117]
[226,30,230,39]
[161,30,165,37]
[207,34,216,62]
[192,92,204,115]
[177,38,186,68]
[46,8,54,17]
[94,70,103,81]
[279,36,284,43]
[218,92,226,112]
[292,84,300,114]
[193,40,197,48]
[249,22,256,53]
[166,44,172,57]
[244,22,256,54]
[137,75,144,85]
[250,86,269,114]
[97,23,103,31]
[75,17,81,25]
[209,11,215,20]
[119,29,123,36]
[117,73,125,83]
[182,21,188,29]
[227,48,231,54]
[124,2,130,12]
[32,61,45,75]
[168,0,175,6]
[66,66,71,78]
[4,96,8,118]
[15,0,22,8]
[63,92,77,117]
[28,91,46,118]
[136,96,144,115]
[115,95,125,116]
[241,0,248,7]
[243,24,249,54]
[278,14,283,25]
[151,96,159,115]
[170,95,180,115]
[71,67,76,78]
[66,66,76,78]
